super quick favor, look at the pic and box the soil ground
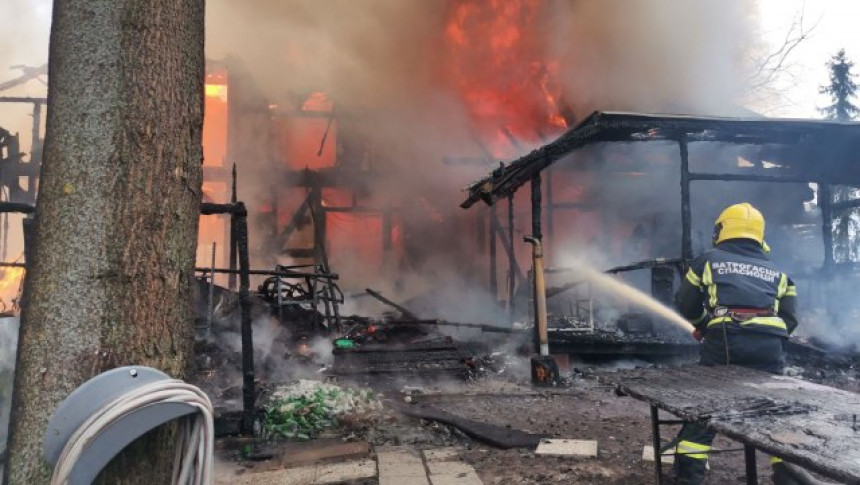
[217,368,792,484]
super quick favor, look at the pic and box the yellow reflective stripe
[777,274,788,298]
[676,440,711,460]
[784,285,797,297]
[706,316,787,331]
[690,309,708,325]
[685,268,702,287]
[770,456,783,465]
[774,274,788,313]
[702,263,718,307]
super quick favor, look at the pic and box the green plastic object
[334,338,356,349]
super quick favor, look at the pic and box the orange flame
[444,0,567,156]
[0,266,24,313]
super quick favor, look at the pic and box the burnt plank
[602,365,860,484]
[397,403,546,449]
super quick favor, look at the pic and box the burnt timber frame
[199,202,255,434]
[462,111,860,299]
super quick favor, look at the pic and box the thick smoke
[547,0,760,117]
[204,0,764,320]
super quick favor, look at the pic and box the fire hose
[44,369,214,485]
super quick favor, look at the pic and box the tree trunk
[6,0,204,483]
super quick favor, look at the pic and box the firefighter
[671,202,800,485]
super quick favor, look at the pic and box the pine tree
[820,49,859,121]
[820,49,859,262]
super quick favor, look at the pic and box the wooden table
[603,365,860,484]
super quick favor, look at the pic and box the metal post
[679,135,693,261]
[744,444,758,485]
[489,205,498,299]
[651,406,664,485]
[236,205,255,435]
[525,237,549,356]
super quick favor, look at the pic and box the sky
[0,0,858,126]
[756,0,860,117]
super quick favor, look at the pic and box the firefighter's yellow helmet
[713,203,765,246]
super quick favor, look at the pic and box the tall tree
[6,1,204,483]
[820,49,859,262]
[820,49,859,122]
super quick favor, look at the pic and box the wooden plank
[602,365,860,484]
[280,439,370,468]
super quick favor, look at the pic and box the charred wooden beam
[489,209,525,283]
[228,164,238,290]
[679,136,692,261]
[200,202,247,216]
[832,198,860,213]
[688,172,818,184]
[195,267,339,280]
[365,288,419,320]
[379,318,526,334]
[0,96,47,104]
[821,184,834,271]
[507,195,517,322]
[233,203,255,435]
[0,202,35,214]
[605,258,685,274]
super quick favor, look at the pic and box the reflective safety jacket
[675,239,798,338]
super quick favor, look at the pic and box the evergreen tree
[820,49,859,262]
[820,49,859,121]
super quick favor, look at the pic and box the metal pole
[525,237,549,356]
[679,135,692,261]
[651,406,664,485]
[744,444,758,485]
[236,205,255,435]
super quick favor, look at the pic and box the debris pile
[262,380,382,441]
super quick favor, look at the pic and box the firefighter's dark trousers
[673,425,803,485]
[673,329,792,484]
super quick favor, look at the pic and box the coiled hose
[50,379,214,485]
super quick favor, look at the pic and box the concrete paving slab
[642,445,676,464]
[429,471,484,485]
[377,450,423,465]
[423,447,461,462]
[535,438,598,457]
[378,461,428,478]
[315,459,377,484]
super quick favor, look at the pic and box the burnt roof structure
[462,110,860,264]
[462,111,860,209]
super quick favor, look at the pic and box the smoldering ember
[2,1,860,484]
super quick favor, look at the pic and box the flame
[0,266,24,312]
[444,0,567,156]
